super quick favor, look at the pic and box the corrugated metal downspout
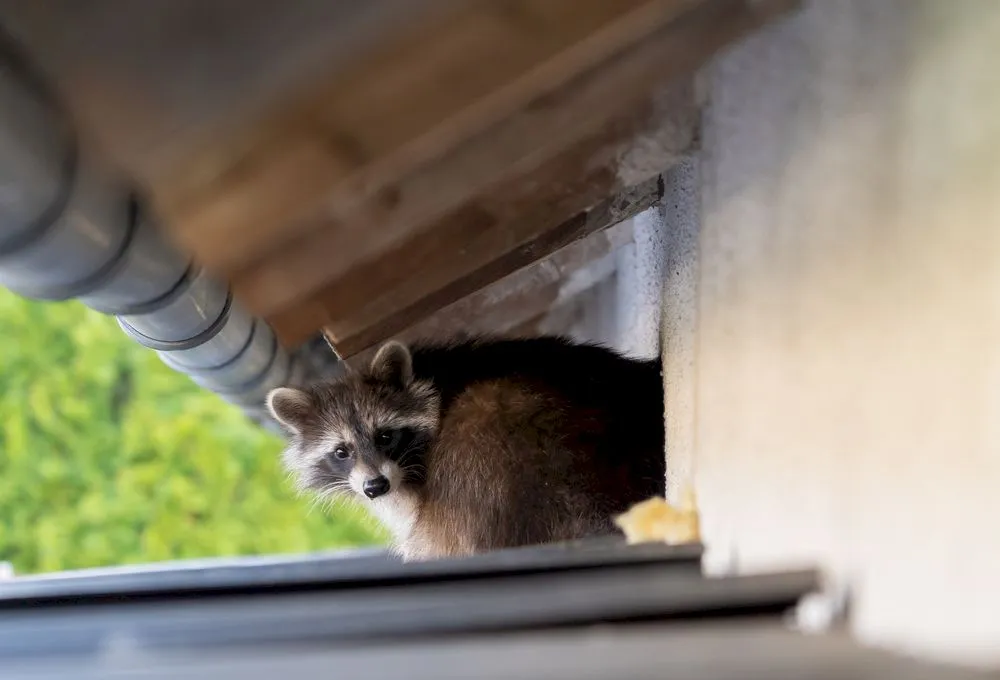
[0,33,323,429]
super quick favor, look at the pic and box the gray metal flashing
[0,537,701,602]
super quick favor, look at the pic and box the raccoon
[267,336,665,561]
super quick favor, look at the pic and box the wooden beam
[1,0,793,296]
[1,0,800,353]
[233,0,793,322]
[401,220,632,340]
[172,0,716,274]
[346,231,628,370]
[248,71,694,346]
[0,0,448,184]
[341,204,636,369]
[244,0,797,352]
[162,0,708,276]
[317,175,656,357]
[0,0,714,272]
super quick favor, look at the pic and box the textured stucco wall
[535,208,667,358]
[663,0,1000,667]
[613,207,665,360]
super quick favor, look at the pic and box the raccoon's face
[266,342,439,508]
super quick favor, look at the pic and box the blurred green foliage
[0,290,386,575]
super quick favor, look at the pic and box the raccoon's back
[410,337,665,555]
[411,336,665,464]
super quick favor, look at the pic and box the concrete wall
[612,208,666,360]
[661,0,1000,667]
[532,208,666,359]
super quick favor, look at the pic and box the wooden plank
[320,175,658,357]
[232,0,770,322]
[253,80,687,347]
[160,0,706,275]
[0,0,799,352]
[400,220,633,340]
[0,0,712,273]
[244,0,797,352]
[344,218,634,368]
[263,3,794,353]
[0,0,444,184]
[223,0,728,319]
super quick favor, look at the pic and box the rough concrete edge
[660,156,701,509]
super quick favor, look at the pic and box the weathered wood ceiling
[0,0,798,357]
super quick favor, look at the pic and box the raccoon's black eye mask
[375,427,420,458]
[375,428,403,451]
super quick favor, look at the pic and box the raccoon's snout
[363,475,391,499]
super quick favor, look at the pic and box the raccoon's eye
[331,446,350,460]
[375,429,402,450]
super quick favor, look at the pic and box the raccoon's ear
[266,387,312,434]
[370,340,413,388]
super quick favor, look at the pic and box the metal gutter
[0,30,323,424]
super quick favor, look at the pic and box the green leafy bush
[0,290,386,575]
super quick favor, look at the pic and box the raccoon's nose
[363,475,391,499]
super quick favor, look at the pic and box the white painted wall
[660,0,1000,667]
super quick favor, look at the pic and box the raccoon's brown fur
[267,335,665,560]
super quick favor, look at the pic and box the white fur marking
[349,462,418,543]
[347,465,373,496]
